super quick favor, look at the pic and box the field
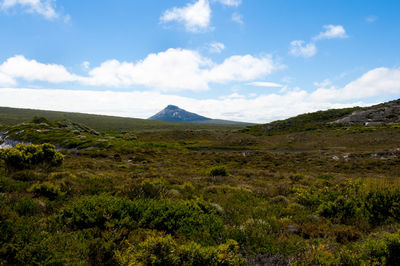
[1,108,400,265]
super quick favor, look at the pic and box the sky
[0,0,399,123]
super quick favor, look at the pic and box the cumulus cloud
[1,0,61,20]
[231,12,243,24]
[160,0,211,32]
[83,49,211,91]
[205,54,277,83]
[208,42,225,53]
[0,50,280,92]
[289,40,317,58]
[313,25,348,41]
[0,55,78,83]
[83,49,278,91]
[290,25,347,58]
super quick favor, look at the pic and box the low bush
[116,233,245,266]
[59,195,224,242]
[209,166,228,177]
[28,182,65,200]
[0,143,63,171]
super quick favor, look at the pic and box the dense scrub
[1,118,400,265]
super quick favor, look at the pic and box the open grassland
[1,116,400,265]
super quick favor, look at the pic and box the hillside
[243,98,400,135]
[331,99,400,125]
[0,106,249,132]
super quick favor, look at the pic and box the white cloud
[248,81,282,88]
[81,61,90,70]
[289,40,317,58]
[313,79,332,88]
[313,25,348,41]
[0,50,280,92]
[84,49,211,91]
[311,67,400,101]
[1,0,60,20]
[205,54,278,83]
[208,42,225,53]
[83,49,280,91]
[0,72,16,86]
[160,0,211,32]
[231,12,243,24]
[215,0,241,7]
[290,25,347,58]
[0,55,78,83]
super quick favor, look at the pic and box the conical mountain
[149,105,211,123]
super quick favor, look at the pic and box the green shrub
[28,182,65,200]
[365,186,400,226]
[14,198,40,216]
[59,195,224,241]
[318,195,363,224]
[140,179,168,198]
[59,194,137,230]
[342,231,400,265]
[0,143,63,170]
[116,234,245,266]
[138,199,224,240]
[32,116,49,124]
[209,167,228,177]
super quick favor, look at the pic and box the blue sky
[0,0,399,122]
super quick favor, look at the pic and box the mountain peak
[166,105,179,110]
[149,105,211,123]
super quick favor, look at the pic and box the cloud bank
[0,50,280,91]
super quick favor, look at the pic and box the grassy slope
[242,106,363,135]
[0,106,249,132]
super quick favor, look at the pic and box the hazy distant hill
[149,105,251,125]
[243,98,400,135]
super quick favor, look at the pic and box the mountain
[242,98,400,135]
[149,105,211,123]
[149,105,251,125]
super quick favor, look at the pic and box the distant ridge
[149,105,211,122]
